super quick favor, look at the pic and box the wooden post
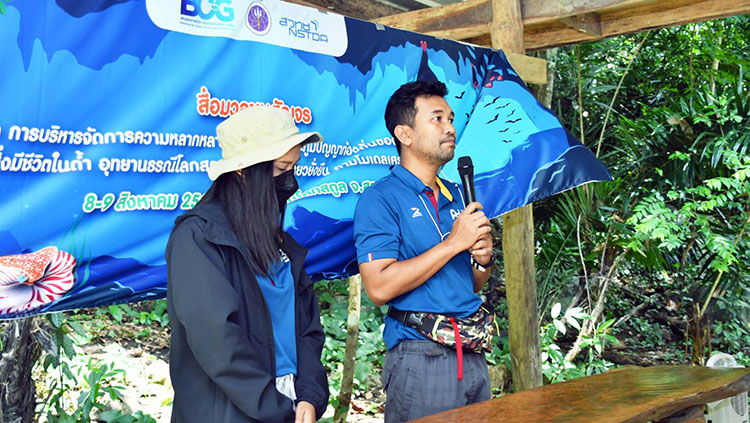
[333,274,362,423]
[490,0,543,392]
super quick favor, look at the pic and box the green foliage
[539,303,615,383]
[712,320,750,361]
[535,15,749,378]
[483,297,510,368]
[98,410,157,423]
[629,316,665,349]
[316,279,386,405]
[71,300,170,340]
[106,301,170,328]
[42,359,157,423]
[0,0,10,15]
[625,124,750,276]
[44,360,124,423]
[38,313,158,423]
[43,313,89,372]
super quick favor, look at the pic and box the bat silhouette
[486,114,499,124]
[496,102,511,109]
[498,128,509,133]
[506,109,516,117]
[502,139,513,143]
[454,91,465,99]
[505,118,522,124]
[483,97,500,108]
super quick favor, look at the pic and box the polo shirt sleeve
[353,187,400,264]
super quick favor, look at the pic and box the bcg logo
[181,0,235,22]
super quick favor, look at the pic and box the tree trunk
[532,48,558,109]
[0,318,41,423]
[333,275,362,423]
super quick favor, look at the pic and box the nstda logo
[181,0,235,22]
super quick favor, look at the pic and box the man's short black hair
[385,80,448,154]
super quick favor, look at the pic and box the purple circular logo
[246,2,271,35]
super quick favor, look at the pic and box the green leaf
[121,304,136,318]
[132,411,157,423]
[62,363,75,380]
[553,319,566,335]
[565,315,581,330]
[108,305,123,322]
[99,410,134,423]
[50,312,63,329]
[61,335,75,360]
[598,318,616,332]
[551,302,562,319]
[566,307,588,319]
[67,320,88,337]
[601,334,620,344]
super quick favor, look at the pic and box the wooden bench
[411,365,750,423]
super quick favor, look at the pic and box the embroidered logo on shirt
[411,207,423,218]
[279,249,290,263]
[450,208,461,221]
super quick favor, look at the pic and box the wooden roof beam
[373,0,635,39]
[375,0,493,40]
[375,0,750,50]
[285,0,402,20]
[559,12,603,37]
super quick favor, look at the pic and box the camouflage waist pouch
[388,304,496,353]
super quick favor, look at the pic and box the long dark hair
[208,160,284,276]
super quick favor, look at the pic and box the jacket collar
[176,197,242,250]
[176,194,309,282]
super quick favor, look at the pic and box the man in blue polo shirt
[353,80,493,422]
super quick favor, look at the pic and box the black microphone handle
[461,174,476,204]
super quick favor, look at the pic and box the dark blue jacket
[166,194,329,422]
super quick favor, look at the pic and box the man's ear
[395,124,413,147]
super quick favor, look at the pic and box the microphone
[457,155,489,271]
[457,156,475,205]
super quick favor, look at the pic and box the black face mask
[274,169,298,211]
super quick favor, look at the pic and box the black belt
[387,307,426,329]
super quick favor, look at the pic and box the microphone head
[457,156,473,177]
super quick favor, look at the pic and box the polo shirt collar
[390,165,454,202]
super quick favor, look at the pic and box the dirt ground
[79,318,385,422]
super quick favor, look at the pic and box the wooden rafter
[286,0,402,20]
[374,0,750,50]
[376,0,493,40]
[559,13,603,37]
[294,0,749,82]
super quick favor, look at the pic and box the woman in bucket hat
[166,106,329,423]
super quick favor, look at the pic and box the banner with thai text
[0,0,610,318]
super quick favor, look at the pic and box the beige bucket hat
[207,106,322,180]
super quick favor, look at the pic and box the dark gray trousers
[383,340,491,423]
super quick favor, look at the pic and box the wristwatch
[471,253,494,272]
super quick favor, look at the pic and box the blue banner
[0,0,610,318]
